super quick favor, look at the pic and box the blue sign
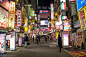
[76,0,86,12]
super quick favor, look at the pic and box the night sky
[38,0,54,6]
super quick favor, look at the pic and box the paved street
[0,39,72,57]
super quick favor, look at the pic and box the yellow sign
[25,27,28,32]
[9,1,15,29]
[78,5,86,30]
[55,12,58,21]
[51,19,54,24]
[22,7,26,24]
[56,32,59,38]
[19,34,22,37]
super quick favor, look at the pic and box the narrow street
[0,39,72,57]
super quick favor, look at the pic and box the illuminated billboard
[51,4,54,20]
[9,1,15,29]
[64,21,71,31]
[60,3,66,10]
[78,5,86,30]
[0,7,8,29]
[63,34,68,46]
[61,16,67,20]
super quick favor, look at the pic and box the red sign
[39,29,48,31]
[0,1,9,11]
[48,27,50,31]
[0,21,8,29]
[70,0,75,1]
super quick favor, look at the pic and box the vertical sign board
[18,37,22,46]
[51,4,54,28]
[78,5,86,30]
[17,10,22,26]
[10,32,15,50]
[22,7,26,26]
[0,34,6,53]
[60,3,66,10]
[9,1,15,29]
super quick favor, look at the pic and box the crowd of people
[24,34,62,52]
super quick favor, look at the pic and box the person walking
[58,35,62,52]
[45,36,47,42]
[33,36,34,42]
[24,34,28,48]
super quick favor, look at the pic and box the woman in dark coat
[58,35,62,52]
[24,34,28,48]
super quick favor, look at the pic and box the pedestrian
[58,35,62,52]
[45,36,47,42]
[24,34,28,48]
[38,35,40,42]
[33,36,34,42]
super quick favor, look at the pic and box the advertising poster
[78,5,86,30]
[63,34,68,46]
[64,21,71,31]
[0,34,6,53]
[0,7,8,29]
